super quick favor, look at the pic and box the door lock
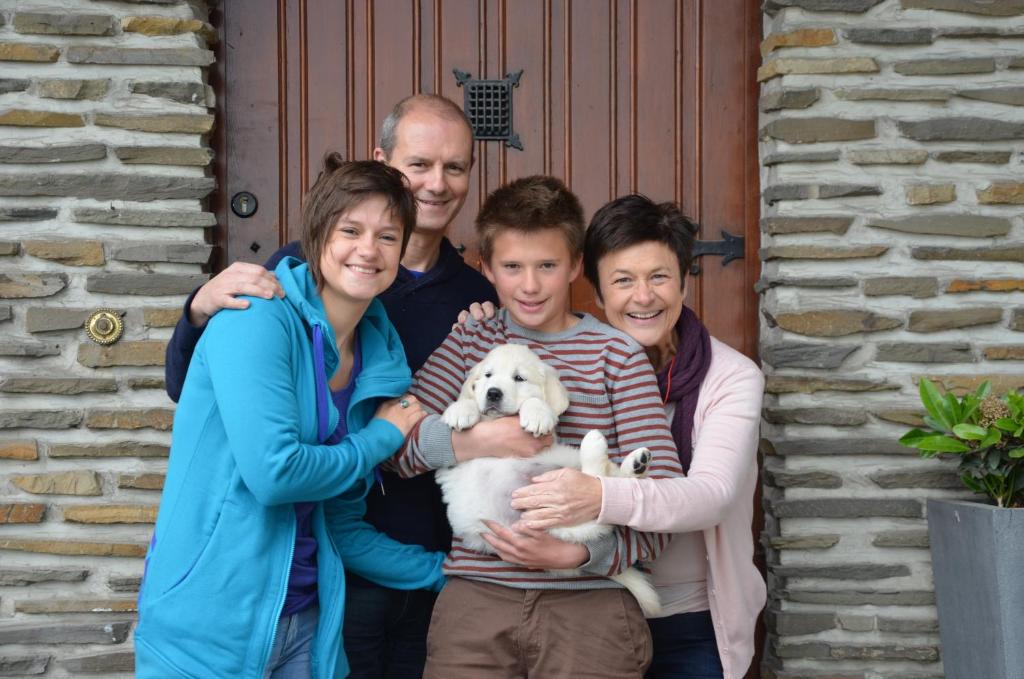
[231,191,258,218]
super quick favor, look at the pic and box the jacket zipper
[260,518,296,677]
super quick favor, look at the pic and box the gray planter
[927,498,1024,679]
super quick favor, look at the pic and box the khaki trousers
[424,577,652,679]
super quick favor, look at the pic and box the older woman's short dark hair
[301,153,416,289]
[583,194,698,300]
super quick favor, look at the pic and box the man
[163,94,541,677]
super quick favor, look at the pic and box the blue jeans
[343,582,438,679]
[645,610,723,679]
[266,605,318,679]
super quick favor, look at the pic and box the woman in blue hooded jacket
[135,156,444,678]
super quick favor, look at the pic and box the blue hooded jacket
[135,258,445,678]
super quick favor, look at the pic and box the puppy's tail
[611,568,661,617]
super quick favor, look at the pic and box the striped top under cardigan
[389,309,684,589]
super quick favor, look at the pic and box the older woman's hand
[481,520,589,569]
[509,468,603,530]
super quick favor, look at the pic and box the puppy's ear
[458,359,485,403]
[541,364,570,417]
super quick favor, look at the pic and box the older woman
[509,194,765,679]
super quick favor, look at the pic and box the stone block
[838,615,876,632]
[773,436,918,456]
[59,651,135,674]
[86,273,208,295]
[14,13,115,36]
[85,408,174,431]
[111,242,212,264]
[766,470,843,488]
[876,342,973,362]
[760,217,851,235]
[0,109,84,127]
[872,408,926,426]
[773,499,922,518]
[762,150,839,165]
[959,87,1024,107]
[934,149,1011,163]
[905,183,955,205]
[870,468,962,489]
[0,339,61,357]
[0,174,214,200]
[908,308,1002,332]
[761,29,836,56]
[143,307,181,327]
[131,80,207,104]
[946,280,1024,292]
[868,214,1009,237]
[117,473,164,490]
[0,504,46,523]
[836,87,952,102]
[0,410,82,429]
[0,622,130,646]
[845,28,933,44]
[766,376,898,393]
[15,598,139,614]
[873,530,931,548]
[760,118,875,143]
[914,246,1024,262]
[0,441,38,460]
[762,342,857,368]
[49,442,168,458]
[34,78,109,100]
[0,538,146,558]
[755,277,857,292]
[0,43,60,62]
[922,373,1024,395]
[127,376,165,390]
[760,245,886,260]
[0,207,57,221]
[74,207,216,227]
[895,57,995,75]
[764,0,884,10]
[25,307,113,333]
[757,57,878,82]
[11,471,101,496]
[848,149,928,165]
[760,88,821,112]
[785,589,934,605]
[769,534,841,548]
[0,77,30,93]
[899,117,1024,141]
[63,505,157,524]
[122,15,211,36]
[763,407,867,426]
[864,277,938,298]
[23,240,105,266]
[0,378,117,395]
[0,568,88,586]
[0,656,48,674]
[66,46,215,66]
[776,642,939,662]
[0,143,106,163]
[0,240,19,255]
[114,145,213,166]
[95,112,214,134]
[769,611,836,636]
[108,576,141,592]
[983,345,1024,360]
[774,564,910,580]
[978,182,1024,204]
[77,341,166,368]
[901,0,1024,15]
[877,617,938,633]
[773,310,902,337]
[1013,309,1024,331]
[0,305,11,321]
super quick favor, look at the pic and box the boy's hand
[451,416,552,462]
[189,262,284,326]
[481,520,589,569]
[453,300,497,329]
[375,394,425,438]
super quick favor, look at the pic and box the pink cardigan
[599,336,766,679]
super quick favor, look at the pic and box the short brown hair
[300,152,416,289]
[475,175,585,263]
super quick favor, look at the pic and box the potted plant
[898,379,1024,679]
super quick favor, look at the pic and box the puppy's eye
[513,374,526,383]
[483,371,493,379]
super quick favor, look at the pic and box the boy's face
[481,227,582,334]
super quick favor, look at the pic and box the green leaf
[975,381,992,400]
[980,427,1002,449]
[945,393,963,422]
[1009,448,1024,459]
[996,418,1018,432]
[953,424,988,440]
[914,435,971,453]
[899,429,934,447]
[920,379,954,431]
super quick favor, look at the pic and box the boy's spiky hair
[475,175,585,262]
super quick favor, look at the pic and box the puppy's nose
[486,387,502,403]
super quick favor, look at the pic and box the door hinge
[690,230,744,275]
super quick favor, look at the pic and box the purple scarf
[655,305,711,474]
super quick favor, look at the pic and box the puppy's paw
[442,400,480,431]
[519,398,557,436]
[620,447,651,477]
[579,430,610,475]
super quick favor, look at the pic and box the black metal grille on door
[453,69,523,150]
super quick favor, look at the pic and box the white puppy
[438,343,661,616]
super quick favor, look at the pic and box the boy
[391,175,685,678]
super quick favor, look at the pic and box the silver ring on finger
[399,398,410,409]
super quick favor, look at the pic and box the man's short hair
[378,94,475,160]
[583,194,698,300]
[301,153,416,289]
[475,175,585,263]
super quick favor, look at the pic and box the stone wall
[0,0,213,675]
[759,1,1024,678]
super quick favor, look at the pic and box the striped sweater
[390,309,684,589]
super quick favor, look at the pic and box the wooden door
[209,0,761,359]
